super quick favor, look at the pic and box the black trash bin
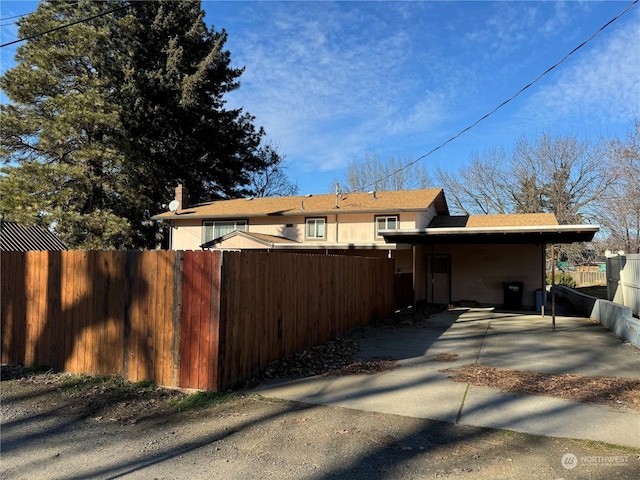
[502,281,523,309]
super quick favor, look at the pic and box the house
[153,185,598,309]
[0,220,68,251]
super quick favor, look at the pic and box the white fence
[607,253,640,316]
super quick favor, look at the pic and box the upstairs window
[203,220,247,243]
[306,218,326,240]
[376,216,398,238]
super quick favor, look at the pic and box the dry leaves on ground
[433,353,459,362]
[245,336,398,387]
[446,364,640,411]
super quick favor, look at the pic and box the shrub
[546,272,577,288]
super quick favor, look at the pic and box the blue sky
[2,1,639,195]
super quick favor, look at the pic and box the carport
[382,218,599,309]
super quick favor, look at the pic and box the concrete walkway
[253,308,640,448]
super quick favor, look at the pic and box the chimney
[175,184,189,211]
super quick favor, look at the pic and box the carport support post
[551,244,556,331]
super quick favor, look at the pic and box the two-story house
[153,185,599,309]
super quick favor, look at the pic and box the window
[306,218,326,240]
[203,220,247,243]
[376,216,398,237]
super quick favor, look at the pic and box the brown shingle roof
[235,232,300,244]
[200,231,300,249]
[467,213,558,227]
[429,213,558,228]
[153,189,448,220]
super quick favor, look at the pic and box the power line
[0,13,31,22]
[0,1,81,26]
[0,2,132,49]
[363,0,639,192]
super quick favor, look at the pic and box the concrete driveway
[254,308,640,448]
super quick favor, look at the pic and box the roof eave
[382,224,600,245]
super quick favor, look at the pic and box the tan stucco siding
[247,216,304,241]
[394,248,413,273]
[170,220,204,250]
[415,243,544,308]
[169,211,419,250]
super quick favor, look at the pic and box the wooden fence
[1,250,394,390]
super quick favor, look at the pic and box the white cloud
[523,11,640,126]
[223,2,458,173]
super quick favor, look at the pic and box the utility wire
[363,0,639,192]
[0,13,31,22]
[0,2,82,27]
[0,2,132,48]
[0,0,82,23]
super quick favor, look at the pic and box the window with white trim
[203,220,247,243]
[305,218,326,240]
[376,216,398,238]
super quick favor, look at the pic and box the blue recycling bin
[534,289,544,311]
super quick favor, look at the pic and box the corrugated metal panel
[0,221,68,251]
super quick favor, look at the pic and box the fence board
[104,251,124,375]
[197,252,212,390]
[155,250,171,386]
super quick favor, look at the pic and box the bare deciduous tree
[597,121,640,253]
[248,144,299,197]
[337,152,432,192]
[436,132,616,264]
[437,133,612,221]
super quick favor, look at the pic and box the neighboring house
[0,220,67,251]
[153,185,598,309]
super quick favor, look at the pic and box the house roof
[152,188,449,220]
[201,231,300,249]
[428,213,559,228]
[1,221,68,251]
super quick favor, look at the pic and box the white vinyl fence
[607,253,640,316]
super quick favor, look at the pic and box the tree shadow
[5,250,155,384]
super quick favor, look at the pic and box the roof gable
[201,231,300,249]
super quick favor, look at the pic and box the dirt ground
[3,354,640,480]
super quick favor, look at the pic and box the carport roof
[382,215,599,245]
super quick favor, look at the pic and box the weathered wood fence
[1,250,395,390]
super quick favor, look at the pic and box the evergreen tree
[1,0,131,248]
[117,0,271,247]
[1,0,275,248]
